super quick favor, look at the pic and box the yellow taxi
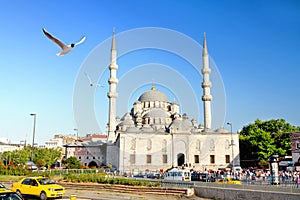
[216,177,241,185]
[11,176,65,200]
[0,183,23,200]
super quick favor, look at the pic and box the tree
[239,119,299,168]
[62,156,82,169]
[0,146,62,168]
[34,148,62,168]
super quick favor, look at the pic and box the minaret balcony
[202,95,212,101]
[201,81,212,88]
[201,68,211,74]
[108,77,119,84]
[107,92,118,98]
[109,63,118,70]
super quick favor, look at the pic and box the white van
[163,169,191,181]
[233,166,242,172]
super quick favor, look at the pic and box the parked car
[133,174,145,178]
[191,172,215,182]
[11,176,65,200]
[216,177,241,185]
[146,173,162,179]
[0,183,23,200]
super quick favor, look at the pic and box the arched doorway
[88,161,98,168]
[177,153,185,167]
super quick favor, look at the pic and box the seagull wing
[84,72,93,84]
[42,28,68,50]
[75,36,86,46]
[96,84,104,88]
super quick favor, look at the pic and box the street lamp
[171,132,174,168]
[74,128,78,142]
[30,113,36,162]
[226,122,234,168]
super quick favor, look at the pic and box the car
[11,176,65,200]
[216,177,241,185]
[0,183,23,200]
[133,173,145,178]
[146,173,162,179]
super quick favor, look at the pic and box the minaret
[107,29,118,143]
[201,33,212,129]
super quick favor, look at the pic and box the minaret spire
[151,79,156,90]
[201,32,212,129]
[107,29,118,142]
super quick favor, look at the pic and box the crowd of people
[218,168,300,187]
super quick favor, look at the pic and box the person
[246,170,250,184]
[297,173,300,188]
[295,173,299,188]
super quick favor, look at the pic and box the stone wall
[194,185,300,200]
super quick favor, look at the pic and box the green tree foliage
[239,119,299,168]
[62,156,82,169]
[0,146,61,168]
[33,148,62,168]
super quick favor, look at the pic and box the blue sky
[0,0,299,144]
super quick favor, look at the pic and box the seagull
[42,28,86,56]
[84,72,104,87]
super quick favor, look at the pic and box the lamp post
[171,132,174,168]
[227,122,234,168]
[30,113,36,162]
[74,128,78,142]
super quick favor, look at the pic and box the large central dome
[138,86,169,102]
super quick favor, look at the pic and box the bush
[63,173,159,187]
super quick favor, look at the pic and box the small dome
[202,128,214,133]
[126,127,139,132]
[144,109,169,118]
[215,127,228,133]
[118,113,134,126]
[138,87,169,102]
[141,125,154,132]
[169,117,193,132]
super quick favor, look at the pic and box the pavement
[65,188,211,200]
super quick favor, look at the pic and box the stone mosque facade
[105,32,240,173]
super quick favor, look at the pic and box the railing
[33,168,99,177]
[193,176,300,194]
[160,180,195,188]
[32,169,300,194]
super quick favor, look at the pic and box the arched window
[147,139,152,150]
[225,139,230,149]
[162,139,167,152]
[209,139,215,151]
[196,139,201,150]
[130,138,136,150]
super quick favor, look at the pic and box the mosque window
[162,154,168,164]
[194,155,199,164]
[196,139,201,150]
[210,155,215,164]
[209,139,215,151]
[225,155,230,163]
[130,154,135,164]
[146,155,152,164]
[225,139,230,149]
[162,139,167,152]
[130,139,136,150]
[147,139,152,150]
[296,141,300,149]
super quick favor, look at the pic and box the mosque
[104,32,240,173]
